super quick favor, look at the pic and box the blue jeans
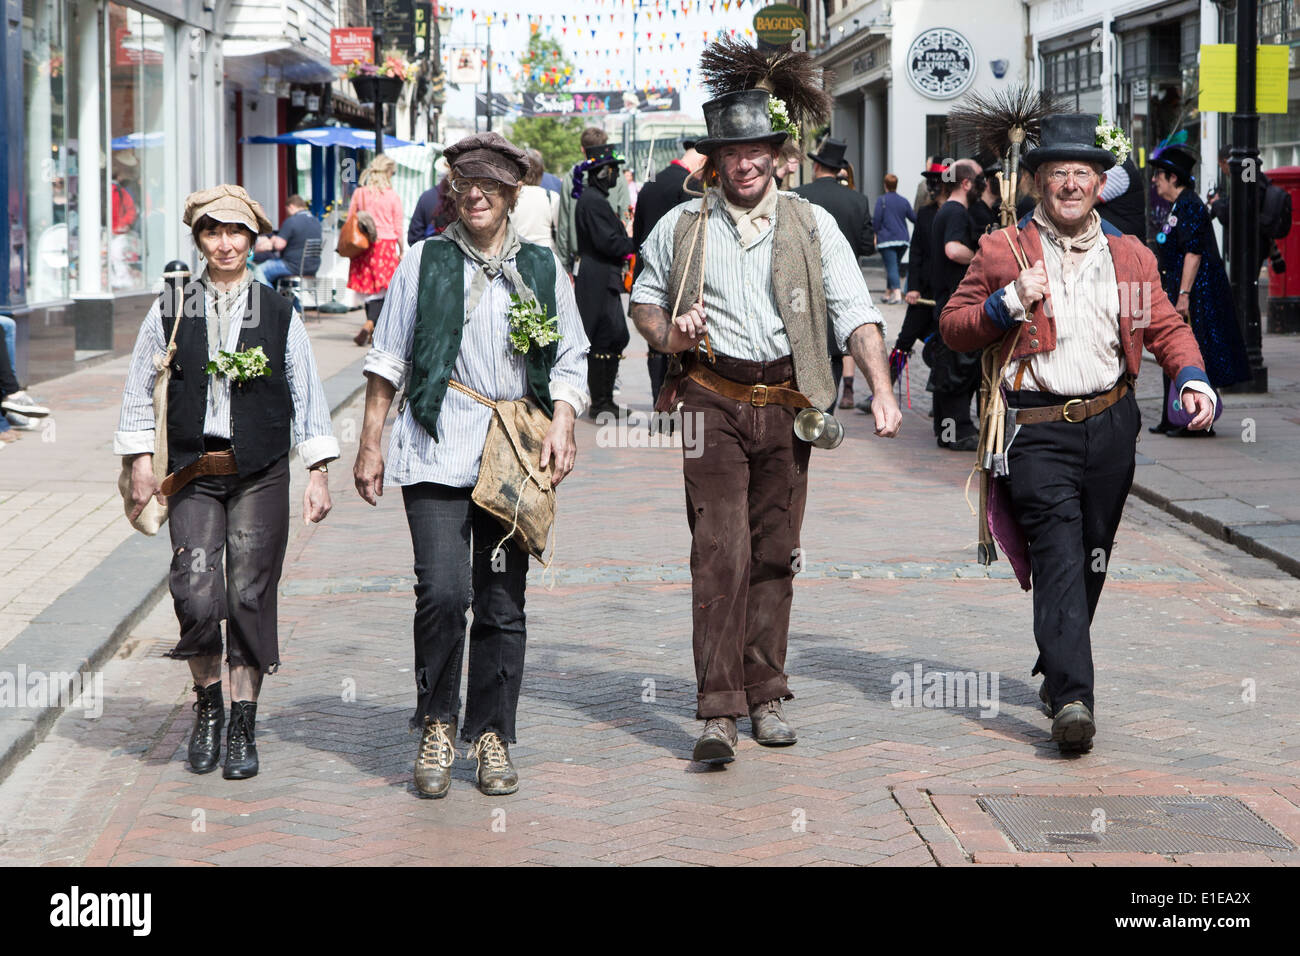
[253,258,293,287]
[0,314,15,368]
[879,246,904,290]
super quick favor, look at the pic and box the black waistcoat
[160,278,294,477]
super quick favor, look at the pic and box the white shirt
[363,239,590,489]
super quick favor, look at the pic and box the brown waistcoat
[667,193,835,410]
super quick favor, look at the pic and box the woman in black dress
[1149,145,1250,435]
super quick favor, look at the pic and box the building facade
[1,0,348,384]
[809,0,1028,211]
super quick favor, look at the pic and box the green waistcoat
[407,238,558,440]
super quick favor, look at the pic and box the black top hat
[1149,144,1198,185]
[808,137,848,171]
[695,89,788,156]
[583,143,623,170]
[1021,114,1117,174]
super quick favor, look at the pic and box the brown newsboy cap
[442,132,530,187]
[183,184,274,234]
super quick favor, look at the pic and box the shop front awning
[242,126,423,149]
[221,38,338,89]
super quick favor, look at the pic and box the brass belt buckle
[1062,398,1086,423]
[750,384,769,407]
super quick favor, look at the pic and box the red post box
[1267,166,1300,333]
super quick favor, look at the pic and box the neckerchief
[1032,205,1104,266]
[201,269,253,362]
[442,219,532,316]
[722,180,779,250]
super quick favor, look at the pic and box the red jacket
[939,216,1210,394]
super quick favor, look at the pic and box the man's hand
[870,389,902,438]
[1014,259,1049,310]
[128,454,164,521]
[304,468,332,524]
[1180,388,1215,431]
[353,442,385,505]
[904,290,920,305]
[540,402,577,487]
[667,302,708,351]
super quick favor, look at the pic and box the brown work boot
[749,698,797,746]
[413,717,457,798]
[692,717,738,764]
[468,731,519,795]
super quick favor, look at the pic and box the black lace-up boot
[187,681,224,774]
[223,701,260,779]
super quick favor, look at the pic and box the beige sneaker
[414,717,457,798]
[468,731,519,795]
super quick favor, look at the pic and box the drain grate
[978,795,1296,854]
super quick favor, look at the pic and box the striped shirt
[362,238,590,489]
[1000,234,1124,395]
[630,190,886,361]
[114,273,340,468]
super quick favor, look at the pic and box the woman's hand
[1175,291,1191,321]
[304,468,332,524]
[354,442,386,505]
[904,290,920,305]
[128,454,164,521]
[541,402,577,487]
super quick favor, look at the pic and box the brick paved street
[1,296,1298,867]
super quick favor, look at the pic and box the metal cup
[793,407,845,449]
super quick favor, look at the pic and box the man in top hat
[939,114,1216,753]
[634,139,706,408]
[631,79,902,765]
[574,142,638,418]
[557,127,633,273]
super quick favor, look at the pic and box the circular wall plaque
[905,28,977,100]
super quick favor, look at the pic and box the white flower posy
[768,97,797,137]
[1095,118,1132,166]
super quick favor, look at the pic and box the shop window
[23,0,73,304]
[1041,42,1102,112]
[107,2,167,292]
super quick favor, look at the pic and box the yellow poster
[1257,44,1290,113]
[1198,44,1291,113]
[1198,45,1236,113]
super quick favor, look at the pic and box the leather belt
[159,450,237,496]
[686,363,812,409]
[1011,381,1129,425]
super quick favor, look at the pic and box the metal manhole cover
[977,795,1295,854]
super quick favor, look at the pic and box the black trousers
[648,350,669,406]
[1005,387,1141,714]
[166,455,290,674]
[402,483,529,742]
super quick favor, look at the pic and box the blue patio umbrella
[242,126,421,149]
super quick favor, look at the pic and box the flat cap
[442,132,530,186]
[183,184,273,234]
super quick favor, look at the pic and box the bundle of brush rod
[946,86,1061,228]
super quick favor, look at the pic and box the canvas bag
[448,380,557,563]
[118,295,183,535]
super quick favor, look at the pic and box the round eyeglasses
[449,177,502,195]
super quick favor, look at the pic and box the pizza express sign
[905,28,976,99]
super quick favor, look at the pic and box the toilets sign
[906,28,976,100]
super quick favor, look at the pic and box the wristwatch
[309,462,328,473]
[1178,289,1191,297]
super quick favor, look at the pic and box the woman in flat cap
[353,132,590,799]
[115,184,339,780]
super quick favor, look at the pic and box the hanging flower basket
[351,75,405,105]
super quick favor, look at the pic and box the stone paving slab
[1,314,1298,866]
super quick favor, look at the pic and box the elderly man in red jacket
[939,114,1216,754]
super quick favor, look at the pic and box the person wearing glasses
[352,132,590,799]
[940,115,1215,755]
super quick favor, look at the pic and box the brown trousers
[680,353,811,719]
